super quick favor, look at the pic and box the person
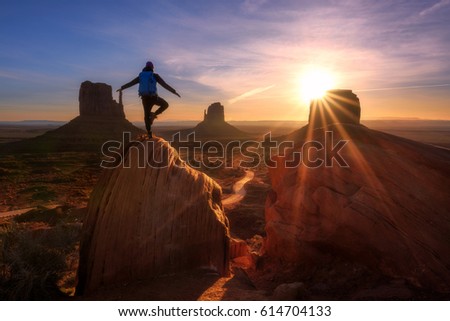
[117,61,180,138]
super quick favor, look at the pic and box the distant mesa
[309,89,361,128]
[179,102,248,139]
[76,137,230,295]
[266,89,450,293]
[0,81,143,153]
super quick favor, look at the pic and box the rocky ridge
[76,137,230,294]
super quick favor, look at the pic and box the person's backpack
[138,71,157,96]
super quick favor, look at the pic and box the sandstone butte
[265,89,450,293]
[76,137,230,295]
[178,102,248,139]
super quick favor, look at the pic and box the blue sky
[1,0,449,121]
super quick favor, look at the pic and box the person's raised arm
[154,74,181,97]
[116,77,139,92]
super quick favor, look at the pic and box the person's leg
[153,96,169,115]
[142,96,156,136]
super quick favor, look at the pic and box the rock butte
[180,102,248,138]
[265,89,450,293]
[309,89,361,128]
[79,81,125,118]
[203,102,225,123]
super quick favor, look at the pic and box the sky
[1,0,449,122]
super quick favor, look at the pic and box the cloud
[355,83,450,93]
[420,0,450,16]
[2,1,450,120]
[0,70,22,81]
[86,1,450,114]
[228,84,275,104]
[241,0,268,13]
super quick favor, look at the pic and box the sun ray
[318,96,407,239]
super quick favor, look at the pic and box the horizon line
[2,117,450,123]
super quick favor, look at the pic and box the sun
[298,67,336,104]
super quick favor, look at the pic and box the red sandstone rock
[230,237,249,259]
[203,102,225,123]
[79,81,125,118]
[309,89,360,128]
[76,138,230,295]
[230,237,254,269]
[266,123,450,293]
[178,102,248,139]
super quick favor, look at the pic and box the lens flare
[299,67,336,103]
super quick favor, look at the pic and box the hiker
[117,61,180,138]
